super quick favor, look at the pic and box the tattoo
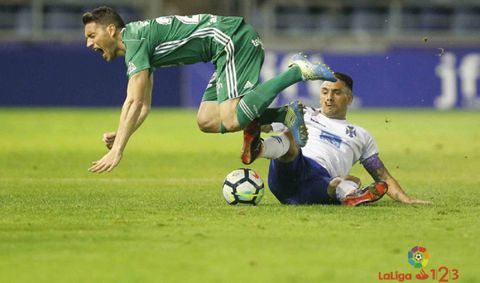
[362,154,385,181]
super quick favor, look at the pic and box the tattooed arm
[362,154,431,204]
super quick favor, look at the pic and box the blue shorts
[268,150,338,205]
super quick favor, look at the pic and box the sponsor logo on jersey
[135,20,150,27]
[251,38,264,49]
[346,125,357,137]
[127,61,137,75]
[320,130,342,148]
[216,82,223,93]
[155,16,172,25]
[209,15,217,24]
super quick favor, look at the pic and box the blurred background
[0,0,479,109]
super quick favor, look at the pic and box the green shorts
[201,22,265,102]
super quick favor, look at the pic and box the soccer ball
[414,253,423,262]
[222,168,264,205]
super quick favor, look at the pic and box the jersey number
[155,15,201,25]
[175,15,201,24]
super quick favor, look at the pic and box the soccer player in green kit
[83,6,336,173]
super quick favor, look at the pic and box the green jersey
[121,14,244,78]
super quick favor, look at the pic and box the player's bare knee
[219,109,240,131]
[219,98,241,131]
[220,116,241,132]
[196,115,214,133]
[197,102,221,133]
[197,121,213,133]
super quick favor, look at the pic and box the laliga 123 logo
[378,246,460,282]
[408,246,429,269]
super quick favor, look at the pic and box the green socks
[236,67,302,129]
[259,107,287,125]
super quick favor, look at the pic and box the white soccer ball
[222,168,264,205]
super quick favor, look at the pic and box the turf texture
[0,108,479,283]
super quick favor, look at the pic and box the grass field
[0,108,479,283]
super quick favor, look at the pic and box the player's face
[84,22,118,62]
[320,80,352,119]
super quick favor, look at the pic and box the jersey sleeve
[359,130,379,163]
[125,39,152,78]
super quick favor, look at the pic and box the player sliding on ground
[247,72,431,206]
[82,6,336,173]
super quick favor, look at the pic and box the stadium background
[1,1,479,282]
[1,0,479,109]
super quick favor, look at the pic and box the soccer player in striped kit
[82,6,336,173]
[257,72,432,206]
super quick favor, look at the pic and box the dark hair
[82,6,125,28]
[334,72,353,92]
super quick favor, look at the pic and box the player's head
[320,72,354,119]
[82,6,126,62]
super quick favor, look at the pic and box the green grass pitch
[0,108,479,283]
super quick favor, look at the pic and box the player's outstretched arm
[102,73,153,150]
[363,155,432,205]
[89,70,151,173]
[133,72,153,131]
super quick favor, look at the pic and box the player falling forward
[247,72,431,206]
[82,6,336,173]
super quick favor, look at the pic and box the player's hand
[406,198,433,205]
[89,149,122,173]
[102,132,116,149]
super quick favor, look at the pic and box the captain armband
[362,154,385,176]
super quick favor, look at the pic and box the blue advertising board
[0,43,478,109]
[0,43,181,107]
[183,47,480,109]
